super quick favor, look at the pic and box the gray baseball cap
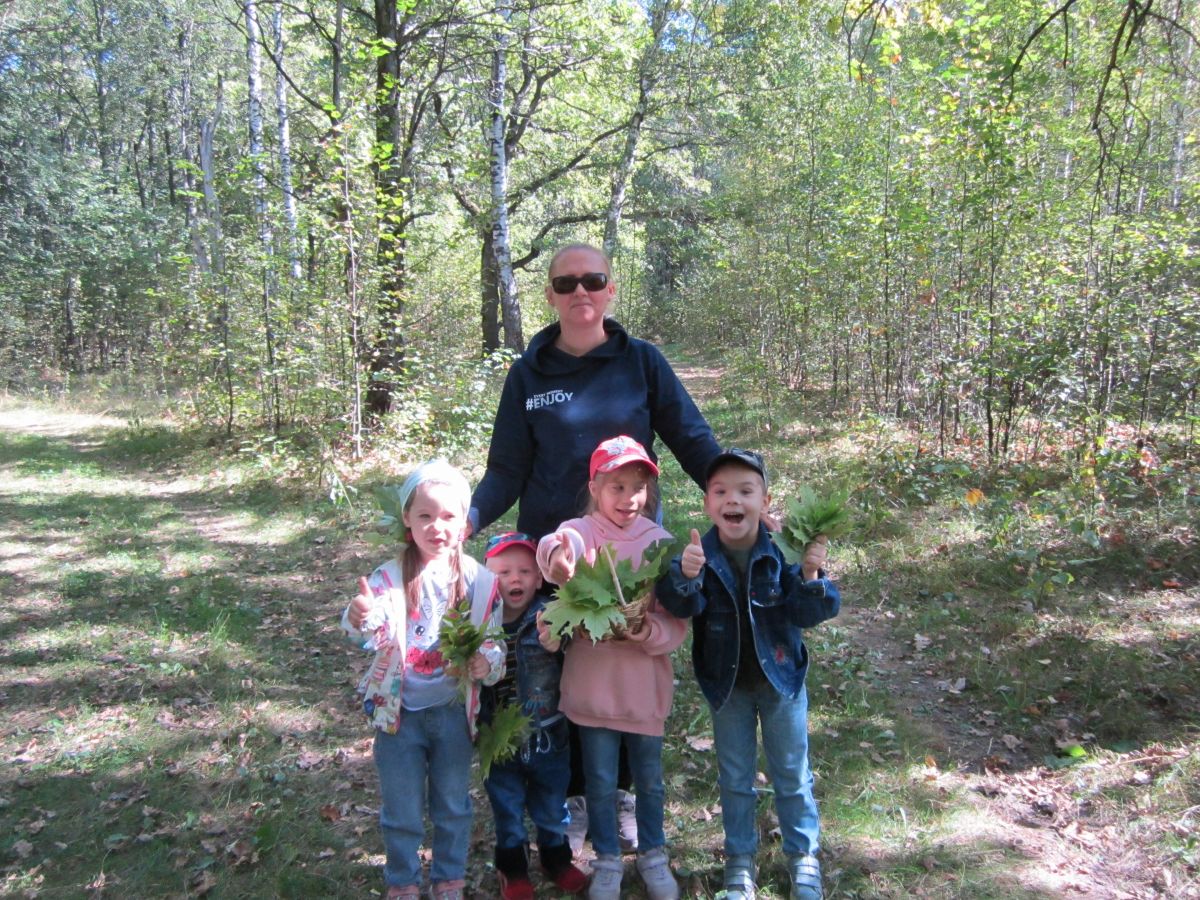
[705,448,768,489]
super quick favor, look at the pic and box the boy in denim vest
[482,533,587,898]
[656,450,841,900]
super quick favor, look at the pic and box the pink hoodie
[537,513,686,737]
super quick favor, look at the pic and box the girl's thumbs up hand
[548,532,577,585]
[681,528,706,579]
[348,577,374,630]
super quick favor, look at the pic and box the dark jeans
[577,725,665,856]
[485,724,572,850]
[567,719,632,796]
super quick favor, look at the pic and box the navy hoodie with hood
[471,318,720,540]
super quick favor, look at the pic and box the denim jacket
[656,523,840,712]
[481,595,568,752]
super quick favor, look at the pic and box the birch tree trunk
[603,0,669,259]
[272,0,303,281]
[175,26,208,273]
[489,2,522,352]
[245,0,281,431]
[90,0,112,178]
[199,78,233,434]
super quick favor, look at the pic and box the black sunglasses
[550,272,608,294]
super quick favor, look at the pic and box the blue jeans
[711,683,819,857]
[373,702,474,888]
[578,725,665,856]
[484,723,572,850]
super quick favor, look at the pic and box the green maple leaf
[556,560,619,611]
[541,540,677,642]
[476,704,532,779]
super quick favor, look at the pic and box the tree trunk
[481,237,502,353]
[60,274,82,374]
[245,0,281,432]
[272,0,303,281]
[176,27,208,273]
[367,0,407,417]
[602,0,668,259]
[90,0,111,178]
[488,3,522,351]
[199,78,232,434]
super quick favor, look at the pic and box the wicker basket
[597,546,653,642]
[616,589,652,636]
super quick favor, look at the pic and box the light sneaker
[787,853,822,900]
[566,795,589,855]
[385,886,421,900]
[431,879,466,900]
[616,789,638,851]
[636,847,679,900]
[723,854,757,900]
[588,854,624,900]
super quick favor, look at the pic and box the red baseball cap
[588,435,660,480]
[484,532,537,559]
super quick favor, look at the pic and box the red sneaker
[549,862,588,894]
[497,870,534,900]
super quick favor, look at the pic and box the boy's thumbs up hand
[681,528,705,579]
[548,532,577,585]
[348,577,374,630]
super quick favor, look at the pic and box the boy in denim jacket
[481,533,588,899]
[656,450,841,900]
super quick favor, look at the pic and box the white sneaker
[636,847,679,900]
[587,854,624,900]
[616,789,638,851]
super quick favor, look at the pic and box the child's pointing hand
[681,528,706,579]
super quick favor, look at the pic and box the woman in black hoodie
[469,242,719,543]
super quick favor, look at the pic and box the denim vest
[657,524,840,712]
[481,596,568,752]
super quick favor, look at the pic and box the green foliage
[776,487,852,565]
[541,541,675,643]
[438,605,504,675]
[476,704,532,780]
[368,484,408,545]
